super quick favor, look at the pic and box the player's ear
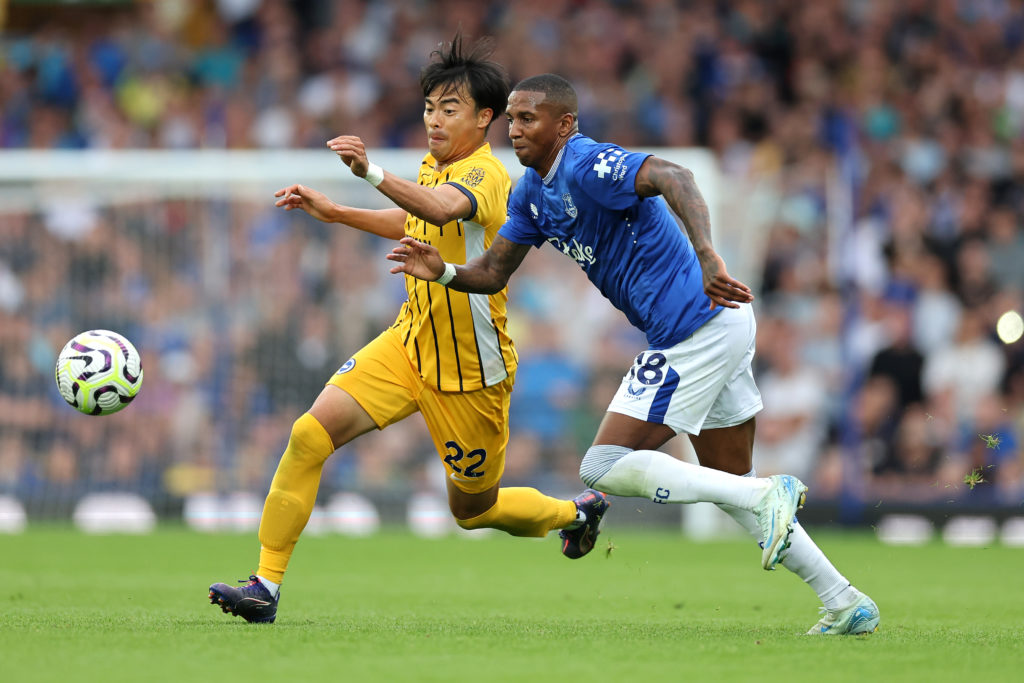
[477,107,494,130]
[558,113,575,137]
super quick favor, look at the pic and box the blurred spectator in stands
[846,291,890,376]
[753,318,827,482]
[985,206,1024,296]
[867,405,946,504]
[509,319,584,448]
[908,251,961,355]
[32,438,82,509]
[0,433,29,495]
[851,375,900,486]
[868,302,924,413]
[801,289,844,394]
[923,310,1006,427]
[953,238,999,310]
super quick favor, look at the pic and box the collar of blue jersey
[542,133,583,185]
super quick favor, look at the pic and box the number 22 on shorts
[443,440,487,478]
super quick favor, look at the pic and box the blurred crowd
[1,0,1023,518]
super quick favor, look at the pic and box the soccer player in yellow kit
[208,37,609,623]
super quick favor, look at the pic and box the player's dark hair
[420,34,510,131]
[512,73,579,117]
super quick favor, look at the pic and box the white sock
[595,449,769,510]
[779,524,860,610]
[257,575,280,597]
[715,470,859,610]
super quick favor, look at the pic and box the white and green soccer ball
[55,329,144,416]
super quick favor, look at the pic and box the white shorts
[606,305,763,435]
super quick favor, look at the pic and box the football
[54,329,144,416]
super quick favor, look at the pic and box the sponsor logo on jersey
[625,382,646,398]
[546,236,596,268]
[336,358,356,374]
[530,203,539,218]
[460,167,486,187]
[612,156,628,181]
[562,192,577,218]
[593,148,625,180]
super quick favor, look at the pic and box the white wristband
[363,162,384,187]
[436,262,457,286]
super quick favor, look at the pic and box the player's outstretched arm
[327,135,472,228]
[387,235,531,295]
[274,184,406,239]
[634,157,754,310]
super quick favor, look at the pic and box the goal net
[0,147,730,533]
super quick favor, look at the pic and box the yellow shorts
[328,328,512,493]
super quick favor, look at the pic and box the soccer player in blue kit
[388,74,879,635]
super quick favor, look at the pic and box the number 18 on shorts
[606,306,763,435]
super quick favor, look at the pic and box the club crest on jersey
[562,192,578,218]
[530,203,539,218]
[460,167,485,187]
[336,358,356,374]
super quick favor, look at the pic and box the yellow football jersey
[390,143,518,392]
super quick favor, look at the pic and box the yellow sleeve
[447,155,510,229]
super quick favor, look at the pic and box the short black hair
[420,34,510,131]
[512,73,578,117]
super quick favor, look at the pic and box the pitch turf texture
[2,526,1021,682]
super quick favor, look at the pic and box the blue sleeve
[573,144,652,211]
[497,182,545,247]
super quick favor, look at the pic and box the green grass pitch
[2,525,1021,682]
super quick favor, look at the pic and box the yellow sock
[455,487,577,537]
[257,413,335,583]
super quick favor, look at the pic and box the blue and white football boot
[807,591,880,635]
[753,474,807,570]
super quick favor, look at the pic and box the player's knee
[579,444,632,488]
[285,413,335,466]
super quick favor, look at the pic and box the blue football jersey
[499,134,721,348]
